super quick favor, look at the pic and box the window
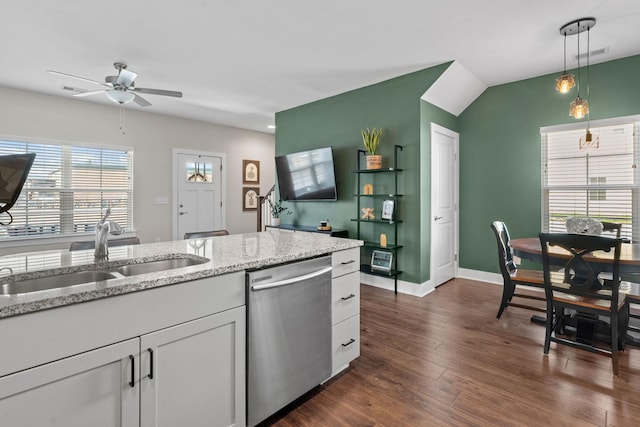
[0,139,133,241]
[541,117,640,241]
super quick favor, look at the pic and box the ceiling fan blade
[47,70,110,87]
[72,89,107,98]
[133,87,183,98]
[132,92,152,107]
[117,69,137,87]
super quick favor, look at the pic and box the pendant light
[555,33,575,93]
[556,18,596,119]
[579,25,599,149]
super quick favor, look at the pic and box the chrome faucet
[95,208,124,261]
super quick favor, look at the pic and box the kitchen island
[0,230,363,427]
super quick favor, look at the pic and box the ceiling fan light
[106,89,135,105]
[569,96,589,119]
[555,72,576,93]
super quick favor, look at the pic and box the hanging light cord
[586,25,591,126]
[576,21,581,97]
[563,33,568,72]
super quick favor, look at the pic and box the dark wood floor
[262,278,640,427]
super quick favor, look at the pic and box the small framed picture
[243,160,260,185]
[243,187,260,211]
[381,199,395,220]
[371,250,393,271]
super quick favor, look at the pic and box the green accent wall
[276,63,457,284]
[458,54,640,274]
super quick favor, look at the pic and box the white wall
[0,86,275,253]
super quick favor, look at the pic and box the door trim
[172,148,227,240]
[429,123,459,286]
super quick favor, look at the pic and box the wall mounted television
[275,146,337,201]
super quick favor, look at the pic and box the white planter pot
[272,217,281,226]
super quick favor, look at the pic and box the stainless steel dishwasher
[246,255,332,427]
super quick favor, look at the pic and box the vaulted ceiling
[2,1,639,133]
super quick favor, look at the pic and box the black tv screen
[0,153,36,213]
[275,147,337,201]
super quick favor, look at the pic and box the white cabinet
[0,338,140,427]
[0,272,246,427]
[140,307,245,427]
[331,248,361,375]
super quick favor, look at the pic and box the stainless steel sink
[1,271,117,296]
[115,257,207,276]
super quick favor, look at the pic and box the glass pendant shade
[555,72,576,93]
[579,129,599,149]
[569,96,589,119]
[106,89,135,105]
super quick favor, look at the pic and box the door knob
[434,216,443,221]
[179,211,189,216]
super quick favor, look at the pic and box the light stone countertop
[0,230,363,318]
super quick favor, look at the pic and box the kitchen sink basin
[115,257,207,276]
[1,270,117,296]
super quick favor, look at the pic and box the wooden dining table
[510,237,640,345]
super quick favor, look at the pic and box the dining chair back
[183,229,229,239]
[539,232,629,375]
[69,236,141,251]
[602,221,622,238]
[490,221,545,319]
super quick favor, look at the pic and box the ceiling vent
[573,47,609,60]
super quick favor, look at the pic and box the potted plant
[361,127,383,169]
[268,199,292,226]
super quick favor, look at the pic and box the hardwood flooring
[261,278,640,427]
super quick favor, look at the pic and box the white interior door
[175,152,223,240]
[430,123,459,287]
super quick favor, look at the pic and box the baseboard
[360,273,436,297]
[457,268,502,285]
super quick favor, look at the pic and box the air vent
[573,47,609,60]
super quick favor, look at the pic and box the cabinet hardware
[129,355,135,387]
[341,293,356,301]
[340,260,355,265]
[341,338,356,347]
[148,348,154,379]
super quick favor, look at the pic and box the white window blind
[0,139,133,240]
[542,119,640,241]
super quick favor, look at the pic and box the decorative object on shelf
[371,250,393,271]
[555,18,596,119]
[379,233,387,247]
[363,183,374,195]
[361,207,375,220]
[381,199,395,220]
[242,159,260,184]
[243,187,260,211]
[317,219,332,231]
[268,199,292,226]
[361,127,383,169]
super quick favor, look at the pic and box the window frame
[541,115,640,242]
[0,136,135,248]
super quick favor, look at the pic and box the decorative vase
[272,217,281,226]
[366,155,382,170]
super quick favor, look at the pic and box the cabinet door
[0,338,139,427]
[140,306,246,427]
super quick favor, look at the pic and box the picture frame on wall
[243,187,260,211]
[381,199,395,220]
[371,250,393,271]
[243,159,260,185]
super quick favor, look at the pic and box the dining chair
[183,229,229,239]
[490,221,546,319]
[538,232,630,375]
[69,236,141,251]
[601,221,622,238]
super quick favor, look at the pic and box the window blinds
[542,121,639,241]
[0,140,133,240]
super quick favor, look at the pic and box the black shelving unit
[353,145,403,294]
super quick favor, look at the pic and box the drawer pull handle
[341,338,356,347]
[129,355,135,388]
[341,293,356,301]
[148,348,154,379]
[341,260,355,265]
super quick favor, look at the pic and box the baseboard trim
[457,268,502,285]
[360,273,436,297]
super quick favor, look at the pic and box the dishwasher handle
[251,266,332,291]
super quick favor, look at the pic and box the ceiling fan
[47,62,182,107]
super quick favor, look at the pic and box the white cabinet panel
[331,271,360,325]
[332,314,360,374]
[331,248,359,278]
[0,338,139,427]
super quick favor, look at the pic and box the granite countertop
[0,230,363,318]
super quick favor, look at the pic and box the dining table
[510,237,640,346]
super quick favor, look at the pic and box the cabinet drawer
[332,314,360,374]
[332,272,360,325]
[332,248,359,278]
